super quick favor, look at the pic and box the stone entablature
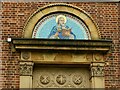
[12,39,111,64]
[11,30,111,88]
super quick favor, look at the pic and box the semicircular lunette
[32,13,91,40]
[23,3,100,40]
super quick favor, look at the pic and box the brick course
[0,1,120,88]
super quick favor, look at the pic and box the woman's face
[58,17,65,25]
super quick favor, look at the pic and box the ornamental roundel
[39,74,50,85]
[72,74,83,85]
[32,13,91,40]
[93,54,103,61]
[21,52,30,60]
[56,74,67,85]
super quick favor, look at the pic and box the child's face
[62,29,71,36]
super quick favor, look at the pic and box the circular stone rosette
[71,74,83,86]
[39,73,52,87]
[55,73,68,86]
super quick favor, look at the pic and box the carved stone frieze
[54,53,72,61]
[20,62,34,76]
[31,52,44,61]
[72,53,86,62]
[91,64,104,77]
[33,67,90,88]
[86,53,93,61]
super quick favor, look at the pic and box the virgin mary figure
[48,15,76,39]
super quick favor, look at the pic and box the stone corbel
[20,62,34,76]
[90,63,104,77]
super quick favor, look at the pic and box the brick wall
[0,1,120,88]
[0,1,2,89]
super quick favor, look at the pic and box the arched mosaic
[23,3,100,40]
[32,13,91,40]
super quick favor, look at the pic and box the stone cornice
[11,38,112,52]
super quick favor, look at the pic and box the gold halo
[56,15,67,23]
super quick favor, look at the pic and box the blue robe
[48,25,76,39]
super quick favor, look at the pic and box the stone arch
[23,3,100,40]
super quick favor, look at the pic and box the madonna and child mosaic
[32,13,91,40]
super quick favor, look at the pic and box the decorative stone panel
[91,63,104,77]
[20,62,34,76]
[33,66,90,88]
[21,51,31,60]
[93,53,103,62]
